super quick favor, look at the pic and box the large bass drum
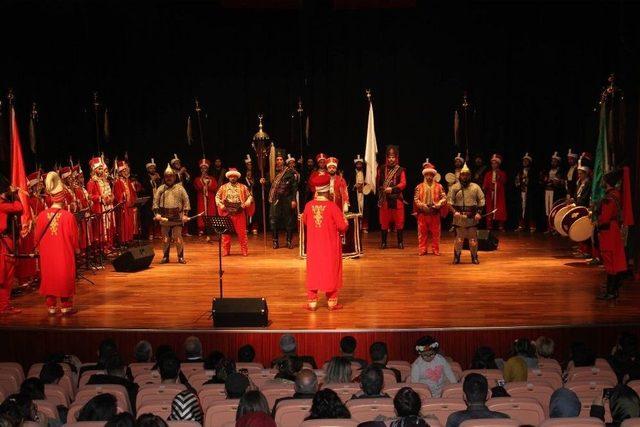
[299,212,362,259]
[553,204,575,236]
[547,199,568,231]
[560,206,593,242]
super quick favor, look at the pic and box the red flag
[10,106,32,235]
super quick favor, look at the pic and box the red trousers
[0,237,15,310]
[222,214,248,256]
[379,203,405,230]
[417,214,441,254]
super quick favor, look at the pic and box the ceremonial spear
[252,114,270,247]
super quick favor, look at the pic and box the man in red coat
[36,172,80,315]
[377,145,407,249]
[193,158,217,236]
[482,154,508,231]
[302,173,348,311]
[413,160,447,256]
[307,153,328,194]
[113,161,137,245]
[86,157,114,248]
[215,168,254,256]
[326,157,349,213]
[71,165,92,250]
[0,183,23,315]
[597,170,628,300]
[16,172,45,286]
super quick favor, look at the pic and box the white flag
[364,102,378,194]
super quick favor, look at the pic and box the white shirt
[410,354,457,398]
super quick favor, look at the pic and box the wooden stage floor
[1,232,638,332]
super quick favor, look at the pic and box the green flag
[591,103,609,211]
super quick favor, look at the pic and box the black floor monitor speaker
[463,230,499,251]
[212,298,268,327]
[112,245,155,272]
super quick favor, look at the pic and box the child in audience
[410,336,457,397]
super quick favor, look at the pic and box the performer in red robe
[193,158,218,235]
[597,170,628,300]
[113,161,137,245]
[72,165,92,250]
[377,145,407,249]
[215,168,255,256]
[302,173,348,311]
[36,172,79,315]
[413,160,447,256]
[482,153,508,230]
[326,157,349,213]
[16,172,45,285]
[86,157,114,248]
[0,184,23,315]
[307,153,328,194]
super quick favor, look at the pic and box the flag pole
[92,91,101,153]
[252,114,269,247]
[6,90,18,257]
[297,98,304,164]
[462,91,470,162]
[194,98,206,159]
[30,102,38,167]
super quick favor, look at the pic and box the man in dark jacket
[446,373,509,427]
[87,354,139,413]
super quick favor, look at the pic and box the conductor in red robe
[482,153,508,231]
[193,158,218,236]
[302,173,348,312]
[36,172,80,315]
[113,161,137,245]
[0,183,23,315]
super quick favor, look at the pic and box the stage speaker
[112,245,155,272]
[463,230,499,251]
[212,298,268,327]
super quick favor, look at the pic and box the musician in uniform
[541,151,565,230]
[193,158,218,236]
[377,146,406,249]
[170,154,191,184]
[566,149,579,200]
[16,172,45,286]
[307,153,328,193]
[153,164,190,264]
[514,153,538,232]
[264,150,298,249]
[448,163,485,264]
[140,159,161,241]
[0,181,23,315]
[574,154,596,260]
[113,160,137,245]
[413,160,446,256]
[215,168,255,256]
[56,167,77,211]
[87,157,115,248]
[327,157,349,214]
[71,165,91,251]
[285,154,301,210]
[472,154,488,184]
[482,154,507,231]
[212,157,227,188]
[348,154,370,233]
[448,153,465,187]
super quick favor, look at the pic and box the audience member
[0,414,14,427]
[136,414,168,427]
[236,411,276,427]
[167,389,203,423]
[325,357,353,384]
[387,386,426,427]
[225,373,250,399]
[87,354,139,412]
[236,390,270,420]
[534,336,555,359]
[271,334,317,369]
[338,336,367,369]
[153,345,174,367]
[106,412,135,427]
[503,356,528,383]
[77,393,117,422]
[470,347,498,370]
[238,345,256,363]
[570,342,597,368]
[549,388,581,418]
[511,338,538,368]
[19,378,46,401]
[39,362,65,385]
[204,358,237,385]
[590,384,640,426]
[306,389,351,420]
[183,336,204,362]
[445,374,509,427]
[609,333,640,383]
[133,341,153,363]
[79,338,118,375]
[158,353,180,384]
[272,369,318,417]
[203,351,225,371]
[0,394,40,425]
[269,356,301,384]
[369,342,402,383]
[351,366,389,399]
[410,336,457,398]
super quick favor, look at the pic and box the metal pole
[93,92,101,153]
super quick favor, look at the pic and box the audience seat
[537,358,562,374]
[528,369,563,390]
[188,371,214,392]
[387,360,411,382]
[75,384,131,413]
[137,402,173,420]
[135,371,162,386]
[300,420,359,427]
[321,383,360,403]
[345,398,395,423]
[44,383,70,407]
[0,384,7,403]
[383,382,432,402]
[441,383,464,400]
[621,419,640,427]
[136,384,186,411]
[0,371,20,394]
[260,382,295,410]
[449,361,463,381]
[63,422,108,427]
[540,417,605,427]
[34,399,60,421]
[0,362,25,385]
[314,369,326,384]
[568,367,618,385]
[487,396,546,427]
[66,403,127,422]
[203,399,240,427]
[461,370,504,387]
[167,422,202,427]
[181,362,205,379]
[248,371,276,389]
[567,377,616,419]
[235,362,264,374]
[29,363,77,399]
[382,369,398,386]
[627,380,640,397]
[505,381,555,416]
[459,419,520,427]
[273,398,313,427]
[78,370,105,389]
[420,398,467,425]
[129,363,156,379]
[198,384,228,412]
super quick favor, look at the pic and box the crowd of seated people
[1,333,640,427]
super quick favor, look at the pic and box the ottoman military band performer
[153,164,191,264]
[265,149,298,249]
[377,145,406,249]
[413,160,447,256]
[216,168,254,256]
[448,163,485,264]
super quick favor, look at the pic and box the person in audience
[609,333,640,384]
[225,372,250,399]
[570,342,597,368]
[39,362,64,385]
[490,386,510,398]
[534,336,555,360]
[19,378,46,401]
[136,414,168,427]
[382,386,426,427]
[445,374,509,427]
[503,356,528,383]
[203,351,225,371]
[271,369,318,417]
[511,338,538,368]
[204,358,237,385]
[79,338,118,375]
[153,345,174,367]
[77,393,117,422]
[325,357,353,384]
[591,384,640,426]
[236,390,270,420]
[410,336,457,398]
[306,389,351,420]
[106,412,135,427]
[338,336,367,369]
[167,389,203,424]
[0,414,15,427]
[369,342,402,383]
[236,411,276,427]
[238,345,256,363]
[183,336,204,362]
[156,352,191,388]
[87,354,139,412]
[549,388,582,418]
[133,341,153,363]
[271,334,317,369]
[0,394,40,426]
[470,346,498,370]
[268,356,301,384]
[351,366,390,399]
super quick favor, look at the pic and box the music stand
[204,215,235,298]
